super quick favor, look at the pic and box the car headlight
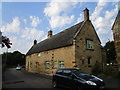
[86,81,96,86]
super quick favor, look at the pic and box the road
[3,68,62,89]
[2,68,120,89]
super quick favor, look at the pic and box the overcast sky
[1,0,120,54]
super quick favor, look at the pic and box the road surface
[2,68,120,89]
[3,68,61,89]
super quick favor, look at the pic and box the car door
[62,70,75,88]
[55,69,64,86]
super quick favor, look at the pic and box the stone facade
[74,21,103,73]
[112,10,120,71]
[26,8,106,75]
[26,45,75,75]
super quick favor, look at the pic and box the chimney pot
[48,30,52,38]
[84,8,89,21]
[34,39,37,45]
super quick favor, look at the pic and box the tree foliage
[2,51,25,67]
[104,41,116,63]
[2,36,12,48]
[92,62,102,75]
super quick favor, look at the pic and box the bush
[103,66,119,78]
[92,62,102,75]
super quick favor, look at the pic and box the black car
[52,68,105,90]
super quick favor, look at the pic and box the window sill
[86,48,94,51]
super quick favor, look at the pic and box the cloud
[30,16,41,27]
[92,4,118,35]
[76,14,83,23]
[50,15,74,28]
[1,17,20,33]
[91,1,107,20]
[90,2,118,45]
[23,19,27,24]
[41,35,47,41]
[21,27,44,40]
[44,1,77,29]
[1,16,45,54]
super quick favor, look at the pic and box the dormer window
[38,53,41,57]
[86,39,94,50]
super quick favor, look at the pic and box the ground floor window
[59,61,64,68]
[45,61,50,69]
[30,61,32,68]
[53,61,57,68]
[88,57,92,67]
[35,62,39,68]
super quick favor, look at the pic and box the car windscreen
[72,70,94,80]
[78,74,94,80]
[72,69,85,74]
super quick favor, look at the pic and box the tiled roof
[26,21,84,55]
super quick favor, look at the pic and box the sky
[0,0,120,54]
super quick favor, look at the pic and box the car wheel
[52,81,57,88]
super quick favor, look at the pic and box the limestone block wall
[112,14,120,68]
[26,45,75,75]
[75,21,102,73]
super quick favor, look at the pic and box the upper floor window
[86,40,94,50]
[38,53,41,57]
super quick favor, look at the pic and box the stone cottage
[26,8,105,75]
[112,10,120,71]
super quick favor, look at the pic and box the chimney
[84,8,89,21]
[48,30,52,38]
[34,39,37,45]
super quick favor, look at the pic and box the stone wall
[75,21,102,73]
[112,11,120,71]
[26,20,105,75]
[26,45,75,75]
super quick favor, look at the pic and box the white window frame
[45,61,50,69]
[53,61,57,68]
[59,61,64,68]
[86,40,94,50]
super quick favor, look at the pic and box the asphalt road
[3,68,61,89]
[2,68,120,90]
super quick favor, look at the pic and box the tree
[104,41,116,63]
[0,31,12,48]
[2,51,25,67]
[2,36,12,48]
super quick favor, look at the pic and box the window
[63,70,72,76]
[82,60,84,64]
[56,70,63,75]
[38,53,41,57]
[59,61,64,68]
[88,57,92,67]
[88,57,91,64]
[86,40,94,50]
[53,61,57,68]
[30,61,32,68]
[45,61,50,69]
[35,62,39,68]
